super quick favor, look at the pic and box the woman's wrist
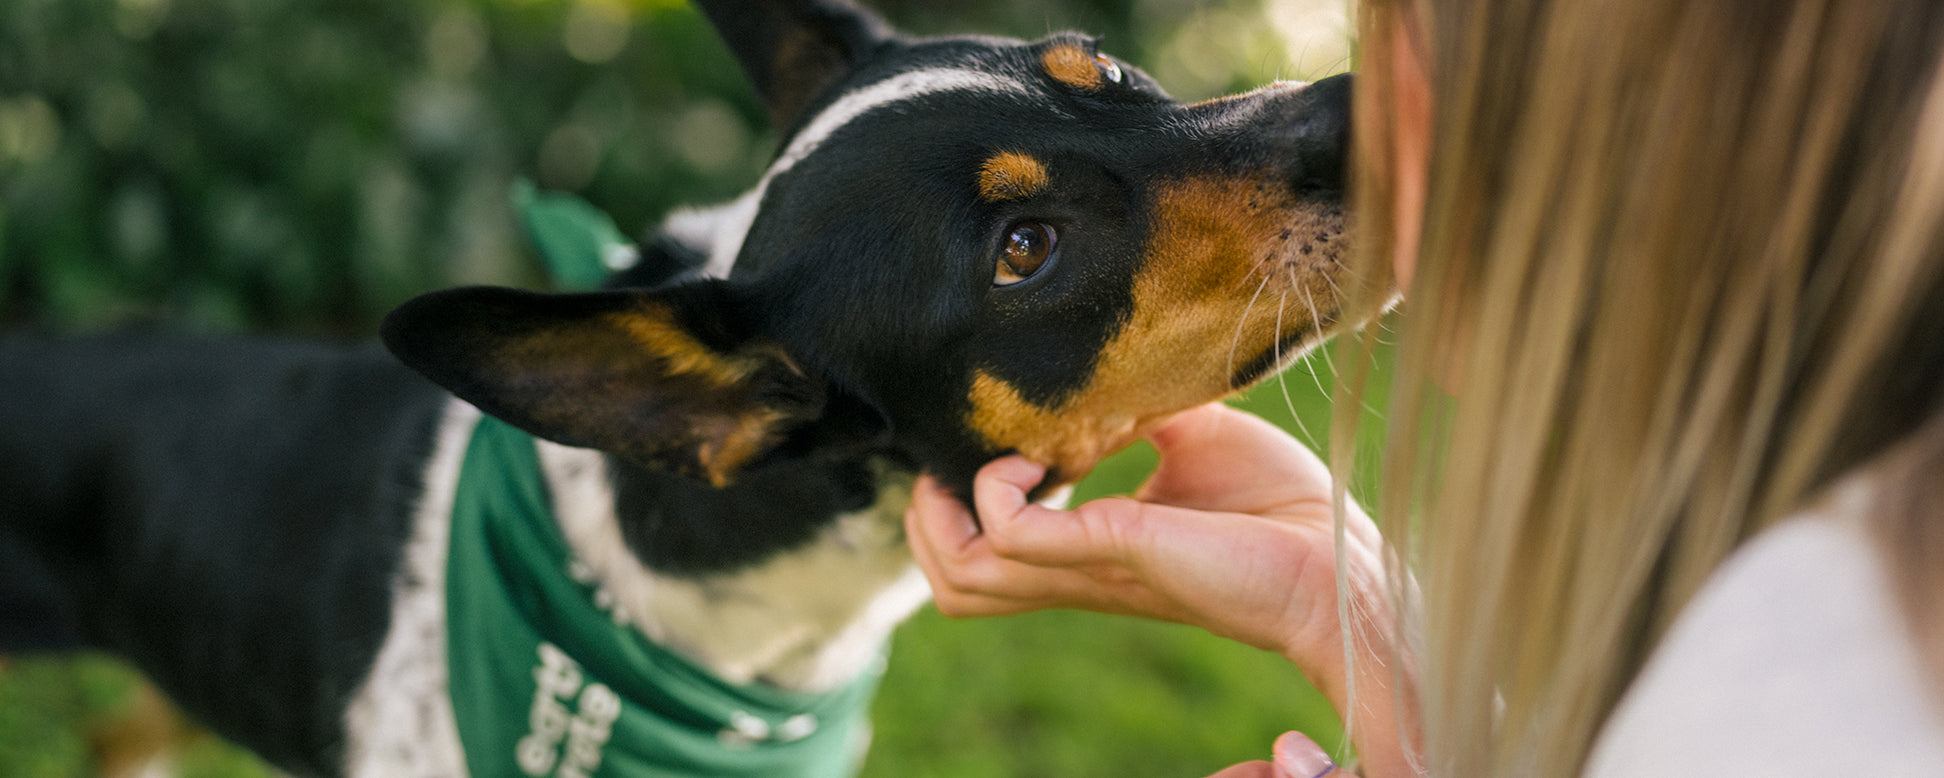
[1272,506,1423,777]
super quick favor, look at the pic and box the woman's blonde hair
[1340,0,1944,774]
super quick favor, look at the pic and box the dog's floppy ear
[694,0,892,130]
[382,283,823,487]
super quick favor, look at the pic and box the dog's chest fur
[341,401,926,776]
[540,436,927,691]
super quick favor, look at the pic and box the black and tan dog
[0,0,1356,775]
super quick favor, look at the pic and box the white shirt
[1585,480,1944,776]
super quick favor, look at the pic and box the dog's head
[385,0,1361,496]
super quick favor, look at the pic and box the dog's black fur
[0,339,442,770]
[0,0,1357,774]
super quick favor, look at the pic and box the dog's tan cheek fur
[965,176,1343,482]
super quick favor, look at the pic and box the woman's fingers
[1274,731,1355,778]
[1139,405,1388,555]
[1207,731,1361,778]
[1137,403,1333,516]
[904,474,1040,599]
[906,471,984,549]
[972,457,1152,568]
[905,472,1154,615]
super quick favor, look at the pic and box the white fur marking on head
[673,68,1031,277]
[340,400,476,777]
[770,69,1029,177]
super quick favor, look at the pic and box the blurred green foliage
[0,0,1349,334]
[0,0,1358,775]
[1,0,768,331]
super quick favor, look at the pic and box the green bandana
[445,416,881,778]
[513,180,639,292]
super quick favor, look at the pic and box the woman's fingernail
[1273,731,1336,778]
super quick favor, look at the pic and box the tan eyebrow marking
[1040,44,1103,90]
[978,151,1051,202]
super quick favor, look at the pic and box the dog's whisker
[1229,271,1278,376]
[1298,270,1387,420]
[1270,288,1323,448]
[1318,264,1346,302]
[1291,271,1337,404]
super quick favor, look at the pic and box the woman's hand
[1204,731,1360,778]
[905,402,1378,666]
[903,402,1420,778]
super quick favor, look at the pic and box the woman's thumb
[1273,731,1343,778]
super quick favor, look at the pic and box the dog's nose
[1272,72,1352,196]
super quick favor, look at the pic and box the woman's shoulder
[1585,476,1944,777]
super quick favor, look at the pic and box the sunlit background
[0,0,1358,775]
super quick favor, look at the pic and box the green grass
[864,609,1341,778]
[0,655,270,778]
[0,353,1366,777]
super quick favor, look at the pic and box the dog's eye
[995,221,1056,286]
[1093,53,1123,85]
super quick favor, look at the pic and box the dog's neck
[534,439,928,693]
